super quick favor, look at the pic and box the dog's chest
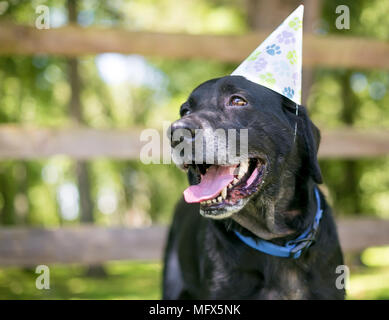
[258,269,308,299]
[204,230,309,299]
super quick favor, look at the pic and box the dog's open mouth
[183,158,266,219]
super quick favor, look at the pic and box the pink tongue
[183,165,236,203]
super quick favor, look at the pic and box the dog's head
[169,75,322,224]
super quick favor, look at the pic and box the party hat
[231,5,304,104]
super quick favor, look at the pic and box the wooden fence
[1,23,389,69]
[0,23,388,266]
[0,125,389,160]
[1,218,389,266]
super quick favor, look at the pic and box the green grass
[0,261,161,300]
[0,261,388,299]
[348,266,389,300]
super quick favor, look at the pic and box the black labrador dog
[163,75,345,299]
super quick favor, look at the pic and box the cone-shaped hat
[231,5,304,104]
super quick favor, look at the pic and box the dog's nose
[169,120,200,148]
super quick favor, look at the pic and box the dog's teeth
[241,158,249,168]
[206,200,212,204]
[238,159,249,178]
[233,178,239,185]
[228,183,233,189]
[221,187,227,199]
[212,199,217,204]
[217,196,222,202]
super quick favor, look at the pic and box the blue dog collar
[234,187,323,259]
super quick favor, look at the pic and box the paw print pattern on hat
[259,73,276,86]
[266,44,281,56]
[287,50,298,65]
[277,30,296,45]
[288,17,302,31]
[231,5,304,104]
[283,87,295,99]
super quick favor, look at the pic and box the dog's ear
[297,106,323,184]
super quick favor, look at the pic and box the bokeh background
[0,0,388,299]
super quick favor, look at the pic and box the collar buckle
[287,232,317,257]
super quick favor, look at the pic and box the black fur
[163,76,345,300]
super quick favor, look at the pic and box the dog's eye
[229,96,247,107]
[180,108,191,117]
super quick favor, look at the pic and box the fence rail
[1,23,389,69]
[0,218,388,266]
[0,125,388,160]
[0,225,166,266]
